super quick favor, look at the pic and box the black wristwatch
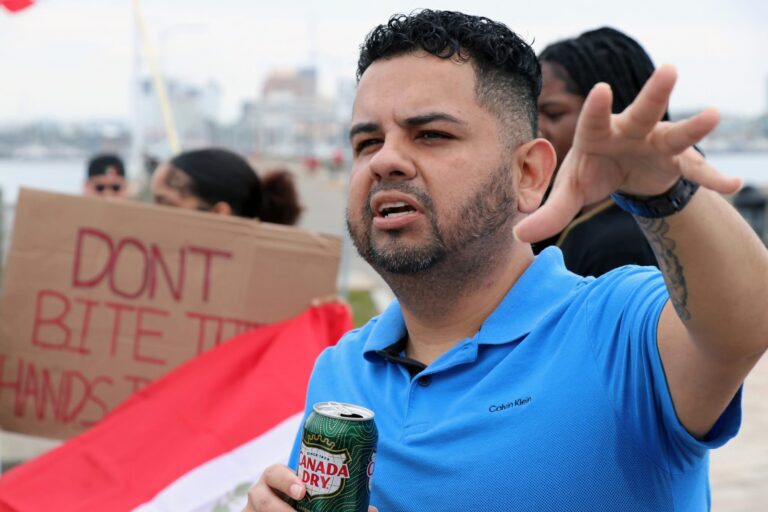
[611,177,700,219]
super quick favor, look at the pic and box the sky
[1,0,767,124]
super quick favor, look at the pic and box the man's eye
[420,131,451,141]
[354,139,381,154]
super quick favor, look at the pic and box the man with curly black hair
[356,10,541,151]
[244,10,767,512]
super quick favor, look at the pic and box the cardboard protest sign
[0,188,342,439]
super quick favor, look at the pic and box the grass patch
[347,289,378,327]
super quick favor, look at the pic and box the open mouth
[378,201,417,219]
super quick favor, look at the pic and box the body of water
[707,152,768,187]
[0,158,88,205]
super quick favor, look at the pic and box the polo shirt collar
[476,247,584,344]
[364,247,585,355]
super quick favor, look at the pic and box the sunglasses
[94,183,123,193]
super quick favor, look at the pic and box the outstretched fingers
[617,64,677,139]
[655,107,740,194]
[678,148,743,195]
[573,82,613,144]
[660,108,719,154]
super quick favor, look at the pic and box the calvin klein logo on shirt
[488,396,532,413]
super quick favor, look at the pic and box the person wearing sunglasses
[84,153,128,198]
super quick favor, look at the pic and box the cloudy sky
[1,0,766,123]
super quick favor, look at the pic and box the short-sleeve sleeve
[585,266,742,472]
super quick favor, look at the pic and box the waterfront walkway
[710,354,768,510]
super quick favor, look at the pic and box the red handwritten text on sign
[0,225,258,430]
[71,227,232,302]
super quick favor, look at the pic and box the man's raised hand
[515,65,741,244]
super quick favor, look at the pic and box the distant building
[334,78,357,163]
[233,67,349,161]
[765,73,768,115]
[0,120,130,159]
[138,78,221,157]
[262,67,317,98]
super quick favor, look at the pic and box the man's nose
[368,138,416,182]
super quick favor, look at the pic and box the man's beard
[346,164,517,275]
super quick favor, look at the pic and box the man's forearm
[636,187,768,359]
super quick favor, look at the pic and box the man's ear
[514,138,557,214]
[210,201,233,216]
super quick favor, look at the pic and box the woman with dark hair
[150,148,302,225]
[535,27,659,276]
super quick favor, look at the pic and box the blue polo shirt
[289,248,741,511]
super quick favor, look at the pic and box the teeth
[379,201,407,212]
[376,200,416,218]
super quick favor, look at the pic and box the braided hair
[539,27,669,121]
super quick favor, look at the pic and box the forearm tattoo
[636,216,691,322]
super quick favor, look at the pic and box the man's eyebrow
[405,112,465,126]
[349,122,380,140]
[349,113,466,140]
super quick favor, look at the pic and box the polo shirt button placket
[417,375,431,387]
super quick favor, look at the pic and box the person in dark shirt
[536,27,659,276]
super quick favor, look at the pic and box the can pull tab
[330,402,365,419]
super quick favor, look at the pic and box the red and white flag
[0,303,352,512]
[0,0,34,13]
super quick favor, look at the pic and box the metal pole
[128,1,145,184]
[131,0,181,154]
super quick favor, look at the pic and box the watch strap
[611,176,700,218]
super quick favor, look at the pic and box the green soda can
[295,402,378,512]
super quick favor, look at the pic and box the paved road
[710,354,768,510]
